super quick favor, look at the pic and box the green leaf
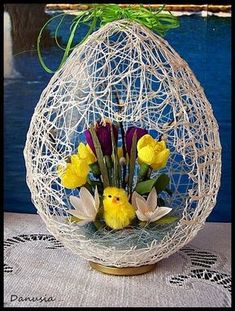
[135,173,171,195]
[135,178,157,195]
[155,174,170,193]
[155,216,179,225]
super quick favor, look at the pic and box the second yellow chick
[103,187,136,230]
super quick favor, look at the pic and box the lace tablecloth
[4,212,231,307]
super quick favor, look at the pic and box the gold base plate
[89,262,156,276]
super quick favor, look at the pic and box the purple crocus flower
[126,126,148,155]
[85,121,118,156]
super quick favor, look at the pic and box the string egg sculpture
[24,18,221,273]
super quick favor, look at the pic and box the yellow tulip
[137,134,170,170]
[57,154,89,189]
[77,142,96,165]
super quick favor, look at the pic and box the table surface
[4,212,231,308]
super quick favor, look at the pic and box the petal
[75,176,88,188]
[136,210,149,222]
[86,144,95,156]
[147,188,158,211]
[157,149,170,162]
[80,187,94,205]
[137,134,155,151]
[69,196,90,218]
[85,129,96,155]
[77,143,96,165]
[69,195,82,210]
[71,155,89,178]
[77,142,88,158]
[138,146,155,165]
[154,140,166,152]
[151,149,170,170]
[60,167,84,189]
[151,207,172,222]
[86,144,95,159]
[135,197,150,214]
[80,187,97,217]
[70,154,80,165]
[86,146,97,165]
[96,122,118,156]
[66,209,89,220]
[131,191,146,210]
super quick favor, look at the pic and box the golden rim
[89,262,156,276]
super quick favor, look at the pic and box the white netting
[24,20,221,267]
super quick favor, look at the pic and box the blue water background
[4,15,231,221]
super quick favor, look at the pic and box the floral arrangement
[57,119,178,230]
[38,4,180,232]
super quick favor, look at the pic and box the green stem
[137,163,150,182]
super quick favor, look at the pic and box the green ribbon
[37,4,180,73]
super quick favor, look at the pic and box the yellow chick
[103,187,136,230]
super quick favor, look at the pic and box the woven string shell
[24,20,221,267]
